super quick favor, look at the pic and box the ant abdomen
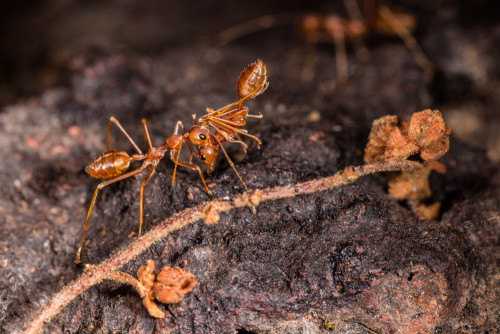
[86,150,131,179]
[237,60,268,99]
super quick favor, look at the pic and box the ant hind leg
[106,116,143,154]
[76,165,147,263]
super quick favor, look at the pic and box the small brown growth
[364,110,451,220]
[388,167,433,201]
[387,162,446,202]
[249,189,263,207]
[21,157,433,334]
[203,203,220,224]
[408,109,451,161]
[410,202,441,221]
[153,267,197,304]
[385,125,419,161]
[364,115,399,163]
[364,109,451,164]
[137,259,165,318]
[136,260,197,318]
[137,259,155,292]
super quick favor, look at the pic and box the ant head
[199,146,218,172]
[189,126,211,147]
[166,134,183,150]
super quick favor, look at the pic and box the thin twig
[20,159,422,334]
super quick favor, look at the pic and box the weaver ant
[169,60,268,195]
[76,60,268,263]
[299,0,433,82]
[216,0,432,82]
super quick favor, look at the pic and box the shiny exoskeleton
[169,60,268,194]
[85,150,131,179]
[76,60,268,263]
[236,59,268,99]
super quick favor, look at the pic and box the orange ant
[299,0,433,82]
[216,0,432,82]
[76,60,268,263]
[168,60,268,195]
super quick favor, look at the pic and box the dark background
[0,1,499,333]
[0,0,499,160]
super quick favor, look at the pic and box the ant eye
[201,155,206,160]
[199,134,206,140]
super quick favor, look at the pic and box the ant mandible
[76,60,268,263]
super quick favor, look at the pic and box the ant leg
[202,81,268,121]
[172,121,196,163]
[245,113,263,118]
[210,123,248,152]
[200,106,246,124]
[171,157,214,200]
[204,83,270,119]
[212,136,248,192]
[209,119,262,148]
[210,115,248,128]
[106,116,143,154]
[229,136,248,152]
[215,12,297,46]
[171,142,184,186]
[174,120,186,135]
[138,165,156,237]
[234,133,247,146]
[185,141,196,164]
[344,0,364,22]
[171,137,197,185]
[324,17,348,83]
[343,0,370,61]
[204,101,244,120]
[377,6,433,71]
[141,119,154,150]
[220,106,263,121]
[301,40,317,82]
[76,165,147,263]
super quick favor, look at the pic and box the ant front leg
[170,152,214,200]
[212,135,249,192]
[138,165,157,237]
[324,16,348,83]
[106,116,143,154]
[377,6,433,72]
[141,119,154,150]
[344,0,370,61]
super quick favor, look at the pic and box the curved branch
[20,159,423,334]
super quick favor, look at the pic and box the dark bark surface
[0,1,498,333]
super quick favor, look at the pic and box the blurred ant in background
[76,60,268,263]
[217,0,433,82]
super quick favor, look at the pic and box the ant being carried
[76,60,268,263]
